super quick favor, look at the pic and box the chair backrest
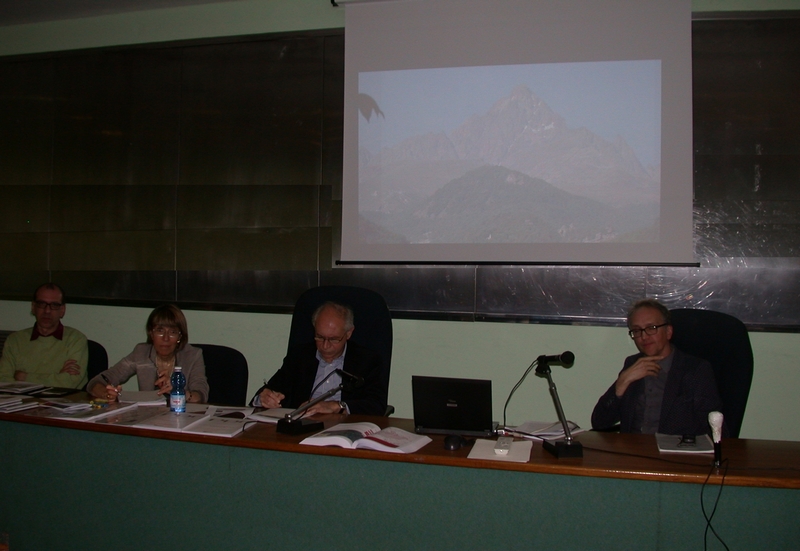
[194,344,249,407]
[669,308,754,438]
[288,285,393,387]
[85,339,108,391]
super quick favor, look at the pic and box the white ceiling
[0,0,242,27]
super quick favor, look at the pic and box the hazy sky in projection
[359,60,661,168]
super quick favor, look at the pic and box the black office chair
[669,308,754,438]
[85,339,109,391]
[289,285,394,415]
[194,344,249,407]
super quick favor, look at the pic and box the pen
[100,373,120,399]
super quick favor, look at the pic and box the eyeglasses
[314,335,345,345]
[152,327,181,339]
[628,323,668,339]
[33,300,63,310]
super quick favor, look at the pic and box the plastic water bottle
[170,366,186,413]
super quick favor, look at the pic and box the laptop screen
[412,375,497,436]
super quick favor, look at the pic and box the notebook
[412,375,498,437]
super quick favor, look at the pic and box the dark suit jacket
[591,347,723,436]
[249,341,388,416]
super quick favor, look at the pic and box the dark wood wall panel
[54,271,177,303]
[0,58,53,187]
[52,51,181,187]
[0,186,50,232]
[177,185,319,228]
[50,230,175,270]
[1,18,799,330]
[179,39,324,187]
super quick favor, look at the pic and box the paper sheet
[467,438,533,463]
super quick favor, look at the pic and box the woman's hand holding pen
[98,374,122,401]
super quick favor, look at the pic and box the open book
[134,409,249,437]
[655,433,714,454]
[247,408,295,424]
[300,422,432,454]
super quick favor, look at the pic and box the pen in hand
[100,373,121,401]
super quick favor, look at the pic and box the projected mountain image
[358,83,660,245]
[360,165,658,245]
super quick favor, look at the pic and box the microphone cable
[502,357,538,429]
[702,458,730,551]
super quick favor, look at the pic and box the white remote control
[494,436,513,455]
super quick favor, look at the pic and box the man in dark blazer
[591,299,722,435]
[250,301,387,416]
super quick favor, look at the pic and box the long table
[1,409,799,550]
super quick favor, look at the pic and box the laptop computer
[412,375,498,437]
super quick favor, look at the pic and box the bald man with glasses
[591,299,722,436]
[250,301,387,416]
[0,283,88,388]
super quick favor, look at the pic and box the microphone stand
[535,356,583,458]
[276,384,343,435]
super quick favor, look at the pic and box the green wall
[1,0,799,441]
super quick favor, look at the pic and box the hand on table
[303,400,343,416]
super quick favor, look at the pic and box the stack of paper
[41,399,92,413]
[0,395,38,413]
[0,381,46,394]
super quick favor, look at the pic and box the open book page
[180,415,249,437]
[119,391,166,406]
[358,426,432,454]
[247,408,295,424]
[300,422,381,448]
[509,420,583,440]
[209,406,254,418]
[22,401,138,422]
[301,423,431,453]
[41,399,92,413]
[95,405,167,427]
[655,433,714,454]
[133,410,209,432]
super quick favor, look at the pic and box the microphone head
[708,411,724,443]
[561,351,575,366]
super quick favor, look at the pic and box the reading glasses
[628,323,668,339]
[33,300,63,310]
[314,335,345,345]
[152,327,182,339]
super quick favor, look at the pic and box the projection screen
[340,0,694,265]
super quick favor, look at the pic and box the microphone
[708,411,724,467]
[537,351,575,366]
[336,368,364,385]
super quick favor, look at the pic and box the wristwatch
[338,401,347,414]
